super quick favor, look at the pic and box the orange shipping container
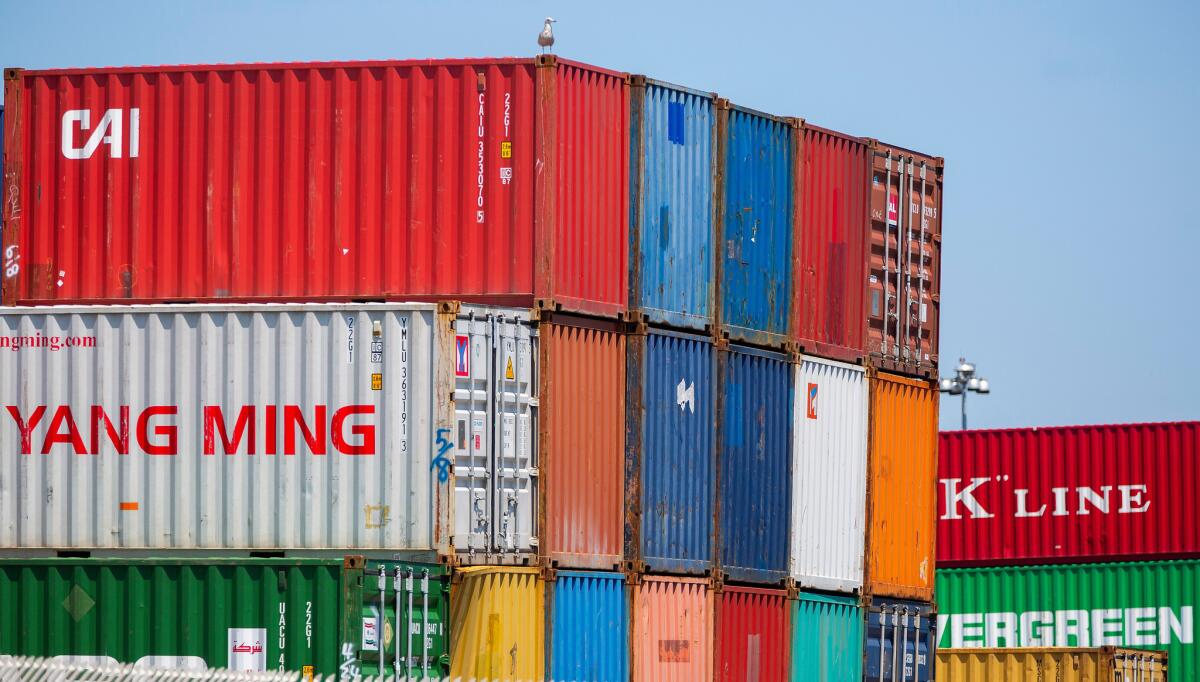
[631,575,714,682]
[540,316,626,569]
[865,371,938,601]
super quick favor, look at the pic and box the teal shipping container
[629,77,718,332]
[791,592,864,682]
[717,103,795,349]
[546,571,629,682]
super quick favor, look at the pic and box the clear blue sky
[2,1,1197,430]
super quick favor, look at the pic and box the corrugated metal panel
[546,570,628,682]
[790,357,867,594]
[630,575,713,682]
[937,561,1198,680]
[864,598,935,682]
[792,125,869,363]
[629,78,716,331]
[790,592,864,682]
[866,371,938,600]
[867,143,942,378]
[541,318,625,570]
[535,57,630,318]
[937,647,1168,682]
[451,306,539,565]
[449,566,543,681]
[718,344,791,584]
[717,104,794,348]
[0,557,393,675]
[0,303,456,551]
[938,421,1200,567]
[2,58,628,318]
[714,586,789,682]
[357,561,451,678]
[625,329,715,575]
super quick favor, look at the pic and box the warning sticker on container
[505,356,515,380]
[456,335,470,377]
[227,628,266,671]
[658,639,691,663]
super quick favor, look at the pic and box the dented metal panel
[449,566,543,681]
[2,58,628,317]
[718,344,792,585]
[541,318,625,570]
[717,104,794,348]
[629,78,717,331]
[792,125,870,363]
[625,328,716,575]
[451,306,539,565]
[866,371,938,601]
[714,585,789,682]
[867,142,943,378]
[0,303,456,552]
[790,357,868,594]
[630,576,713,682]
[865,598,936,682]
[546,571,628,682]
[791,592,864,682]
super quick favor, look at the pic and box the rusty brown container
[866,142,943,378]
[865,370,938,601]
[540,315,626,569]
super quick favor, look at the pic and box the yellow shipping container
[937,647,1167,681]
[450,566,544,681]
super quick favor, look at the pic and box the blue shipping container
[864,598,935,682]
[791,592,864,682]
[719,104,794,348]
[718,344,792,584]
[625,329,715,574]
[629,78,717,332]
[546,571,628,682]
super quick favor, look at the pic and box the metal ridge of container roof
[0,301,444,315]
[718,99,796,123]
[629,74,718,99]
[5,54,627,78]
[864,137,945,163]
[941,419,1200,435]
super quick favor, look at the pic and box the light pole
[939,357,991,430]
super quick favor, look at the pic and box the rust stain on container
[540,316,626,569]
[865,371,938,601]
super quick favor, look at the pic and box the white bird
[538,17,556,53]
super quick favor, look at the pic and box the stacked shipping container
[2,52,946,680]
[937,422,1200,680]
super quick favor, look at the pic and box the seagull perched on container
[538,17,556,53]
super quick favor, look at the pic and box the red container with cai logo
[1,57,628,317]
[938,422,1200,567]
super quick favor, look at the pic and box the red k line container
[714,584,790,682]
[938,421,1200,567]
[540,315,626,570]
[791,123,870,364]
[1,57,629,317]
[866,141,943,378]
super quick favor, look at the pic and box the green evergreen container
[937,560,1198,681]
[790,591,864,681]
[0,557,449,677]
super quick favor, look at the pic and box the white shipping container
[0,302,537,555]
[790,356,868,593]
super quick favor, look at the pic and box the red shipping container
[792,123,870,363]
[938,422,1200,567]
[714,585,790,682]
[1,57,629,317]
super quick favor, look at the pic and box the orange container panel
[865,371,938,601]
[540,317,626,569]
[631,575,714,682]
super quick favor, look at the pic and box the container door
[864,600,935,682]
[452,310,539,558]
[357,563,449,679]
[491,315,538,554]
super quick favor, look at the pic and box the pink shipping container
[938,421,1200,567]
[714,585,790,682]
[631,575,714,682]
[1,57,629,317]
